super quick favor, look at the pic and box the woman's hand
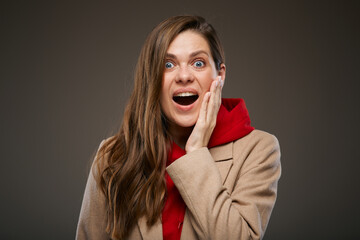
[185,76,224,153]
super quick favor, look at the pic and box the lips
[172,89,199,106]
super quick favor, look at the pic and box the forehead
[166,30,210,55]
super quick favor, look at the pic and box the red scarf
[162,98,254,240]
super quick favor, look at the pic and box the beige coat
[76,129,281,240]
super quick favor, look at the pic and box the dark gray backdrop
[1,1,359,239]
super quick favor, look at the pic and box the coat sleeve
[166,131,281,240]
[76,141,110,240]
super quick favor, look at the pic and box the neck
[168,122,193,149]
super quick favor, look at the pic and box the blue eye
[194,60,205,68]
[165,62,174,69]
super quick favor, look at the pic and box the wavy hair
[94,15,225,240]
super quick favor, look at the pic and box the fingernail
[220,80,224,87]
[215,80,218,87]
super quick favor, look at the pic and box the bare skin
[160,30,225,152]
[185,76,223,153]
[166,76,223,151]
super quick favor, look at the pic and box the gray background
[1,0,359,239]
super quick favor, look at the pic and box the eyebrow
[165,50,210,59]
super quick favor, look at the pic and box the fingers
[184,77,223,153]
[207,76,223,122]
[197,76,223,125]
[198,91,211,123]
[215,76,223,106]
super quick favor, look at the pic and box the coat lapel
[180,143,234,239]
[138,216,163,240]
[138,142,234,240]
[180,210,198,240]
[209,142,234,184]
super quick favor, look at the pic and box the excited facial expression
[160,30,224,128]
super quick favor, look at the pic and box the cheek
[199,71,216,91]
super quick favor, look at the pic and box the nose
[175,65,194,84]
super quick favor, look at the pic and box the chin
[172,114,198,128]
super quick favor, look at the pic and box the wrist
[185,145,206,154]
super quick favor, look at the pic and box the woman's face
[160,30,225,128]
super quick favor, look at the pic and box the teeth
[174,92,197,97]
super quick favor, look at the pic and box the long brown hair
[94,15,225,240]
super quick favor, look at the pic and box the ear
[218,63,226,82]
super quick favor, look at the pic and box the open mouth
[173,92,199,106]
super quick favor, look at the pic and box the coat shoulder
[235,129,279,145]
[233,129,280,154]
[232,129,281,170]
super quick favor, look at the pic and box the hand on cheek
[185,76,224,153]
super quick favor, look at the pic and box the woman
[76,15,281,240]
